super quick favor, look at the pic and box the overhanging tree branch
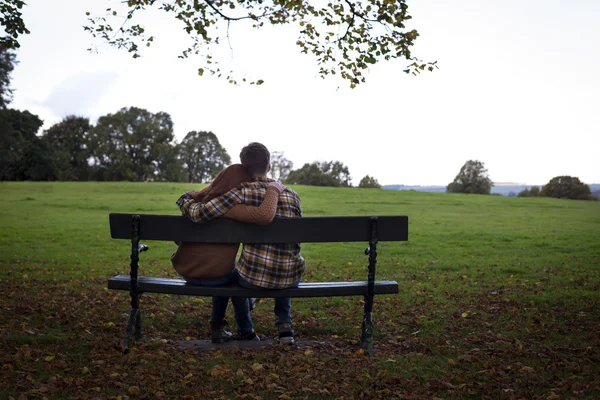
[4,0,438,87]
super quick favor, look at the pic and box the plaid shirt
[176,176,305,289]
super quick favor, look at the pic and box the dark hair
[240,142,270,176]
[195,164,251,203]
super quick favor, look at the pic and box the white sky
[8,0,600,186]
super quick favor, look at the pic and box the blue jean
[236,272,301,326]
[184,271,254,336]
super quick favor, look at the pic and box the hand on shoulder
[267,181,286,194]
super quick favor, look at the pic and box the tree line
[447,160,595,201]
[1,105,384,186]
[0,104,382,186]
[1,48,384,186]
[516,177,595,200]
[1,107,231,183]
[2,46,233,182]
[1,103,382,186]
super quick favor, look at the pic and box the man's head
[240,142,270,177]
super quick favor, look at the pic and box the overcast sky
[8,0,600,186]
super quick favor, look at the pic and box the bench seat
[109,275,399,298]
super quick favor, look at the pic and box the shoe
[278,323,295,345]
[210,319,233,344]
[236,331,260,341]
[249,298,258,311]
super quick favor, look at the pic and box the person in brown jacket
[172,163,285,342]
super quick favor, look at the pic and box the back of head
[240,142,270,177]
[196,164,252,203]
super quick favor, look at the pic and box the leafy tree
[83,0,436,87]
[540,176,593,200]
[326,161,352,187]
[157,142,186,183]
[269,151,293,182]
[0,0,30,49]
[178,131,231,183]
[358,175,381,189]
[286,161,352,187]
[517,186,540,197]
[41,116,92,181]
[0,47,16,108]
[529,186,541,196]
[0,109,54,180]
[88,107,177,181]
[446,160,492,195]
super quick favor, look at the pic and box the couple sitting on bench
[173,142,303,345]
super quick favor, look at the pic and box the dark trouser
[235,272,301,326]
[185,270,254,335]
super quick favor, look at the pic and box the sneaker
[278,323,295,345]
[210,319,233,344]
[236,331,260,341]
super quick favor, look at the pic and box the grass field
[1,182,599,399]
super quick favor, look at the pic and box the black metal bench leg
[123,215,142,353]
[124,308,140,352]
[361,300,374,351]
[134,307,142,341]
[361,217,378,353]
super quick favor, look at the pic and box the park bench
[108,213,408,352]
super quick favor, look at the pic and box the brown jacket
[171,186,280,279]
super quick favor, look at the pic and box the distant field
[1,182,599,399]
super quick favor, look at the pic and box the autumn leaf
[44,355,55,362]
[251,362,263,371]
[128,386,140,395]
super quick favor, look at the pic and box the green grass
[1,181,599,399]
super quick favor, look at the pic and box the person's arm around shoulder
[222,182,284,225]
[176,187,243,223]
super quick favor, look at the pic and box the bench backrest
[109,214,408,243]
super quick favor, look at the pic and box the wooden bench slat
[108,275,399,298]
[109,214,408,243]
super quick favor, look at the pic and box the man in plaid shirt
[176,142,304,344]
